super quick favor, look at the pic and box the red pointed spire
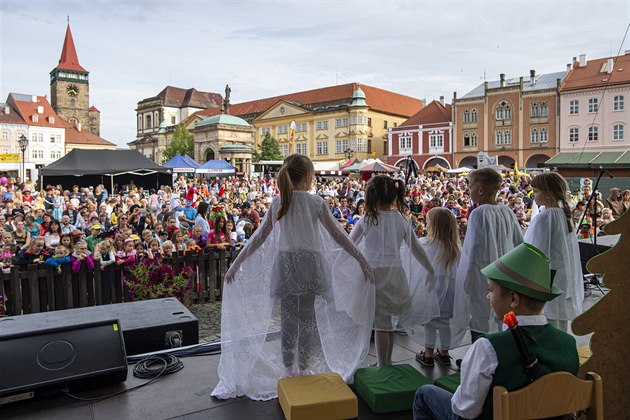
[56,23,88,73]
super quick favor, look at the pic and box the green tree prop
[162,124,195,163]
[253,132,284,162]
[572,209,630,418]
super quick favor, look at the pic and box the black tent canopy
[40,149,172,192]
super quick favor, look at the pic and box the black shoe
[455,358,463,369]
[434,353,452,367]
[415,351,434,367]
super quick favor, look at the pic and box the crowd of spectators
[0,170,627,273]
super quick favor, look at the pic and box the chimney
[453,91,457,100]
[3,106,9,115]
[572,56,577,66]
[422,98,427,107]
[579,54,587,67]
[567,63,571,71]
[439,95,445,106]
[607,58,614,74]
[37,106,44,114]
[31,95,37,103]
[530,69,536,80]
[500,73,505,87]
[76,122,82,132]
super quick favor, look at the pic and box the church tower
[50,22,100,135]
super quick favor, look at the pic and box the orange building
[453,70,568,169]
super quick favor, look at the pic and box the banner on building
[477,151,497,168]
[0,154,21,163]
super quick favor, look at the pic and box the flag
[289,121,297,154]
[514,158,519,174]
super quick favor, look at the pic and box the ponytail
[276,166,294,220]
[561,197,574,233]
[393,179,407,216]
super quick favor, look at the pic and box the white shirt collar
[502,314,548,331]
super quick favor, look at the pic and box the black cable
[62,354,183,402]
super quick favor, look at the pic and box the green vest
[478,325,579,420]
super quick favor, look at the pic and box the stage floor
[2,291,600,420]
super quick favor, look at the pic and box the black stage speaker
[578,234,619,274]
[0,319,127,405]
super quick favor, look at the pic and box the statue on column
[223,84,231,115]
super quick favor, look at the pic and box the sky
[1,0,629,147]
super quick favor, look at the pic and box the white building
[0,103,30,178]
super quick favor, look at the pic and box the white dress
[524,208,584,320]
[212,192,374,401]
[452,204,524,338]
[348,213,438,331]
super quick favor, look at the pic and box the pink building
[387,98,452,171]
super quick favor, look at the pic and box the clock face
[67,84,79,97]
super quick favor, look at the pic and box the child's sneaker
[434,352,452,367]
[415,351,434,367]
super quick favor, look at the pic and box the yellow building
[192,83,423,162]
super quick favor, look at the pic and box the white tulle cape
[212,192,374,401]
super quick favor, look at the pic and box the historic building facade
[387,98,453,170]
[453,70,568,169]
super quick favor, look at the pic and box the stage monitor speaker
[0,319,127,405]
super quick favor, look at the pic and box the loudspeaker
[0,319,127,404]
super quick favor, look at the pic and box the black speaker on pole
[0,319,127,405]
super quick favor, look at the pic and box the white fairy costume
[348,213,438,331]
[452,204,523,338]
[212,192,374,401]
[524,207,584,321]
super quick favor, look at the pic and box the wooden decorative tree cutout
[572,209,630,419]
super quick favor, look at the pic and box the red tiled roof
[194,83,423,119]
[61,119,116,147]
[55,23,87,73]
[561,54,630,91]
[8,94,66,128]
[89,106,100,112]
[157,86,222,109]
[0,104,26,125]
[399,100,451,126]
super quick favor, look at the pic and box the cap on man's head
[240,201,251,209]
[90,224,102,231]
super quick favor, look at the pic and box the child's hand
[56,266,62,274]
[224,265,239,283]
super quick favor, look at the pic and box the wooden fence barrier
[0,249,237,316]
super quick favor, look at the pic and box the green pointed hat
[481,243,563,301]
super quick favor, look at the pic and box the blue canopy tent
[163,154,197,173]
[196,159,237,177]
[182,154,200,168]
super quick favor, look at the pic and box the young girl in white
[213,154,374,401]
[416,207,461,367]
[350,175,436,366]
[525,172,583,331]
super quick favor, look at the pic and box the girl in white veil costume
[346,175,437,366]
[525,172,583,331]
[212,155,375,401]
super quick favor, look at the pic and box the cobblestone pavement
[189,301,222,343]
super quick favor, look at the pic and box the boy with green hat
[413,243,579,420]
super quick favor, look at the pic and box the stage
[1,295,600,420]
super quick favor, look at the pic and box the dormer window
[37,106,44,114]
[48,116,55,124]
[32,115,39,123]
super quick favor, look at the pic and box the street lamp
[343,148,355,161]
[18,134,28,182]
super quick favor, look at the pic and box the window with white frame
[38,133,43,142]
[530,102,548,118]
[50,135,56,143]
[260,127,271,136]
[171,116,176,125]
[358,115,364,124]
[335,118,349,128]
[32,149,44,159]
[471,109,478,122]
[296,123,307,132]
[495,101,512,121]
[429,134,444,150]
[56,134,61,143]
[32,115,38,123]
[588,98,599,113]
[317,141,328,155]
[280,144,289,157]
[296,143,307,155]
[1,132,7,142]
[614,95,624,111]
[356,138,367,152]
[588,125,599,141]
[50,150,62,160]
[31,134,37,142]
[613,124,624,140]
[335,139,349,154]
[569,100,579,115]
[277,125,288,135]
[504,130,512,144]
[399,135,412,153]
[569,127,579,142]
[351,116,356,125]
[316,120,328,130]
[531,128,539,143]
[540,128,548,143]
[463,110,470,123]
[464,132,478,147]
[495,131,504,145]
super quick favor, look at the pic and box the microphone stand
[404,155,418,185]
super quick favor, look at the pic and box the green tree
[162,125,195,163]
[253,133,284,162]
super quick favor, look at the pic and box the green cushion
[354,364,430,414]
[434,372,461,394]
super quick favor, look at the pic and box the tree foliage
[162,125,195,163]
[253,133,284,162]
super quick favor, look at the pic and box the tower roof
[55,23,88,73]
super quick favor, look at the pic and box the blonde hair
[276,154,314,220]
[426,207,461,271]
[531,172,573,233]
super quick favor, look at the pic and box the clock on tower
[67,84,79,97]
